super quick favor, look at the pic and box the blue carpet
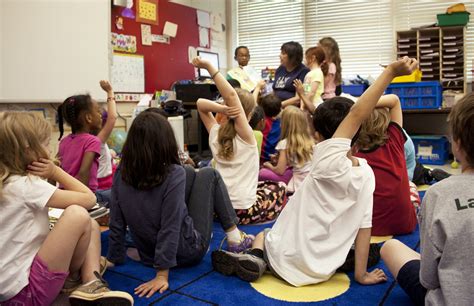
[101,222,420,305]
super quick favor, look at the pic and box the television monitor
[197,50,219,79]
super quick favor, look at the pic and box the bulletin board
[111,53,145,93]
[111,0,199,92]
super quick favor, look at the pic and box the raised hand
[99,80,113,93]
[191,57,211,69]
[293,79,305,96]
[388,57,418,78]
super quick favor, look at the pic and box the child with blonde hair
[381,93,474,306]
[259,106,314,193]
[354,94,417,236]
[0,112,132,305]
[193,57,287,224]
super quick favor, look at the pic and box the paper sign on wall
[152,34,170,44]
[199,27,209,48]
[210,12,223,32]
[136,0,158,25]
[111,32,137,53]
[163,21,178,38]
[188,46,197,63]
[141,24,152,46]
[197,10,210,28]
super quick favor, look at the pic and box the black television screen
[197,50,219,78]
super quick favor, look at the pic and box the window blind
[305,0,394,78]
[237,1,305,72]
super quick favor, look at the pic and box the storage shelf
[402,108,451,114]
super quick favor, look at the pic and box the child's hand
[388,57,418,78]
[269,153,279,166]
[99,80,113,93]
[135,275,169,297]
[223,105,241,119]
[293,79,305,96]
[263,161,273,169]
[27,158,58,180]
[192,57,211,69]
[256,80,266,89]
[356,268,387,285]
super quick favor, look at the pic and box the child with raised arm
[211,57,418,286]
[354,94,417,236]
[193,57,287,224]
[96,81,117,204]
[0,112,132,305]
[57,83,108,198]
[381,93,474,306]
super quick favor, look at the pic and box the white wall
[170,0,229,69]
[0,0,110,102]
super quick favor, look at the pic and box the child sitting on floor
[193,57,287,225]
[107,111,254,298]
[354,94,417,236]
[259,106,314,193]
[211,56,418,286]
[260,93,283,163]
[0,112,132,305]
[57,87,105,199]
[381,92,474,306]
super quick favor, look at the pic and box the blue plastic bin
[411,135,449,165]
[342,84,367,96]
[385,82,442,109]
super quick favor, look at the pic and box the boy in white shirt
[212,57,418,286]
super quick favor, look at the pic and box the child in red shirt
[354,94,417,236]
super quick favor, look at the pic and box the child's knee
[380,239,401,259]
[63,205,91,227]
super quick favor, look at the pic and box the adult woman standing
[272,41,310,108]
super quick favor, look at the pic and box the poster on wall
[111,33,137,53]
[199,27,209,48]
[141,24,152,46]
[136,0,158,25]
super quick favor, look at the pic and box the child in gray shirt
[381,92,474,306]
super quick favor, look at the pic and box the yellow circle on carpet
[250,273,350,302]
[370,235,393,243]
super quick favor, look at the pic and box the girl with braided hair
[57,83,106,193]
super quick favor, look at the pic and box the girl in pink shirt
[57,91,104,192]
[319,37,342,100]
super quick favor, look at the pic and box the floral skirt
[235,181,288,224]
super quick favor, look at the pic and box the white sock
[226,227,241,243]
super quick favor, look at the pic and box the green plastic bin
[437,12,470,26]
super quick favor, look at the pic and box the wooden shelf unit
[396,26,466,94]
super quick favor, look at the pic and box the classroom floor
[53,163,461,306]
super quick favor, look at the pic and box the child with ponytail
[193,57,287,224]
